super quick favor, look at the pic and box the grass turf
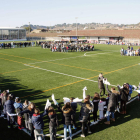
[0,44,140,140]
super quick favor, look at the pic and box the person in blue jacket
[127,83,132,100]
[4,95,16,128]
[31,108,47,140]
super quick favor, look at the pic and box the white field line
[28,51,113,65]
[24,64,98,82]
[24,64,117,87]
[28,55,84,64]
[24,64,119,88]
[45,134,64,137]
[84,52,111,56]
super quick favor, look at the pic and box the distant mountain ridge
[21,22,140,30]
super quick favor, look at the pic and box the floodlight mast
[29,22,30,32]
[75,17,78,47]
[75,17,78,37]
[29,22,30,40]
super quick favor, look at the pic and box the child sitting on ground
[14,98,24,130]
[99,98,106,120]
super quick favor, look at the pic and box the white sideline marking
[126,96,138,105]
[24,64,98,83]
[45,134,64,137]
[84,52,110,56]
[28,55,84,64]
[28,51,112,65]
[24,64,118,87]
[22,129,31,136]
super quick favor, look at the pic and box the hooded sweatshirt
[31,110,47,129]
[4,100,15,114]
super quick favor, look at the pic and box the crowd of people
[0,42,35,49]
[41,42,95,52]
[120,46,140,56]
[0,74,140,140]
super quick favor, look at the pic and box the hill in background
[21,22,140,30]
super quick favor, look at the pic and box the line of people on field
[0,42,35,49]
[0,77,140,140]
[120,46,140,56]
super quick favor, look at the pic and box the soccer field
[0,44,140,140]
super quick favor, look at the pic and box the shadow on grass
[90,99,140,135]
[1,75,140,140]
[0,75,51,140]
[45,97,140,140]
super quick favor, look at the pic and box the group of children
[0,82,140,140]
[120,47,140,56]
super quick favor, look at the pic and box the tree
[24,27,32,32]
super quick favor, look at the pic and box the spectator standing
[98,73,106,96]
[104,85,120,125]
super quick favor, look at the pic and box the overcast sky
[0,0,140,27]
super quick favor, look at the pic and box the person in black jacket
[3,43,5,49]
[48,106,59,140]
[104,85,120,125]
[4,95,16,128]
[78,98,94,137]
[20,102,36,140]
[92,93,100,122]
[70,97,77,129]
[118,84,129,114]
[0,92,1,116]
[62,102,74,140]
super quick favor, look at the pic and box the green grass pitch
[0,44,140,140]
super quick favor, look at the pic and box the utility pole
[75,17,78,49]
[29,22,30,32]
[29,22,30,41]
[75,17,78,37]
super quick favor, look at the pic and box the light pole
[75,17,78,37]
[29,22,30,32]
[75,17,78,49]
[29,22,30,41]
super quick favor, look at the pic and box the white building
[0,27,26,42]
